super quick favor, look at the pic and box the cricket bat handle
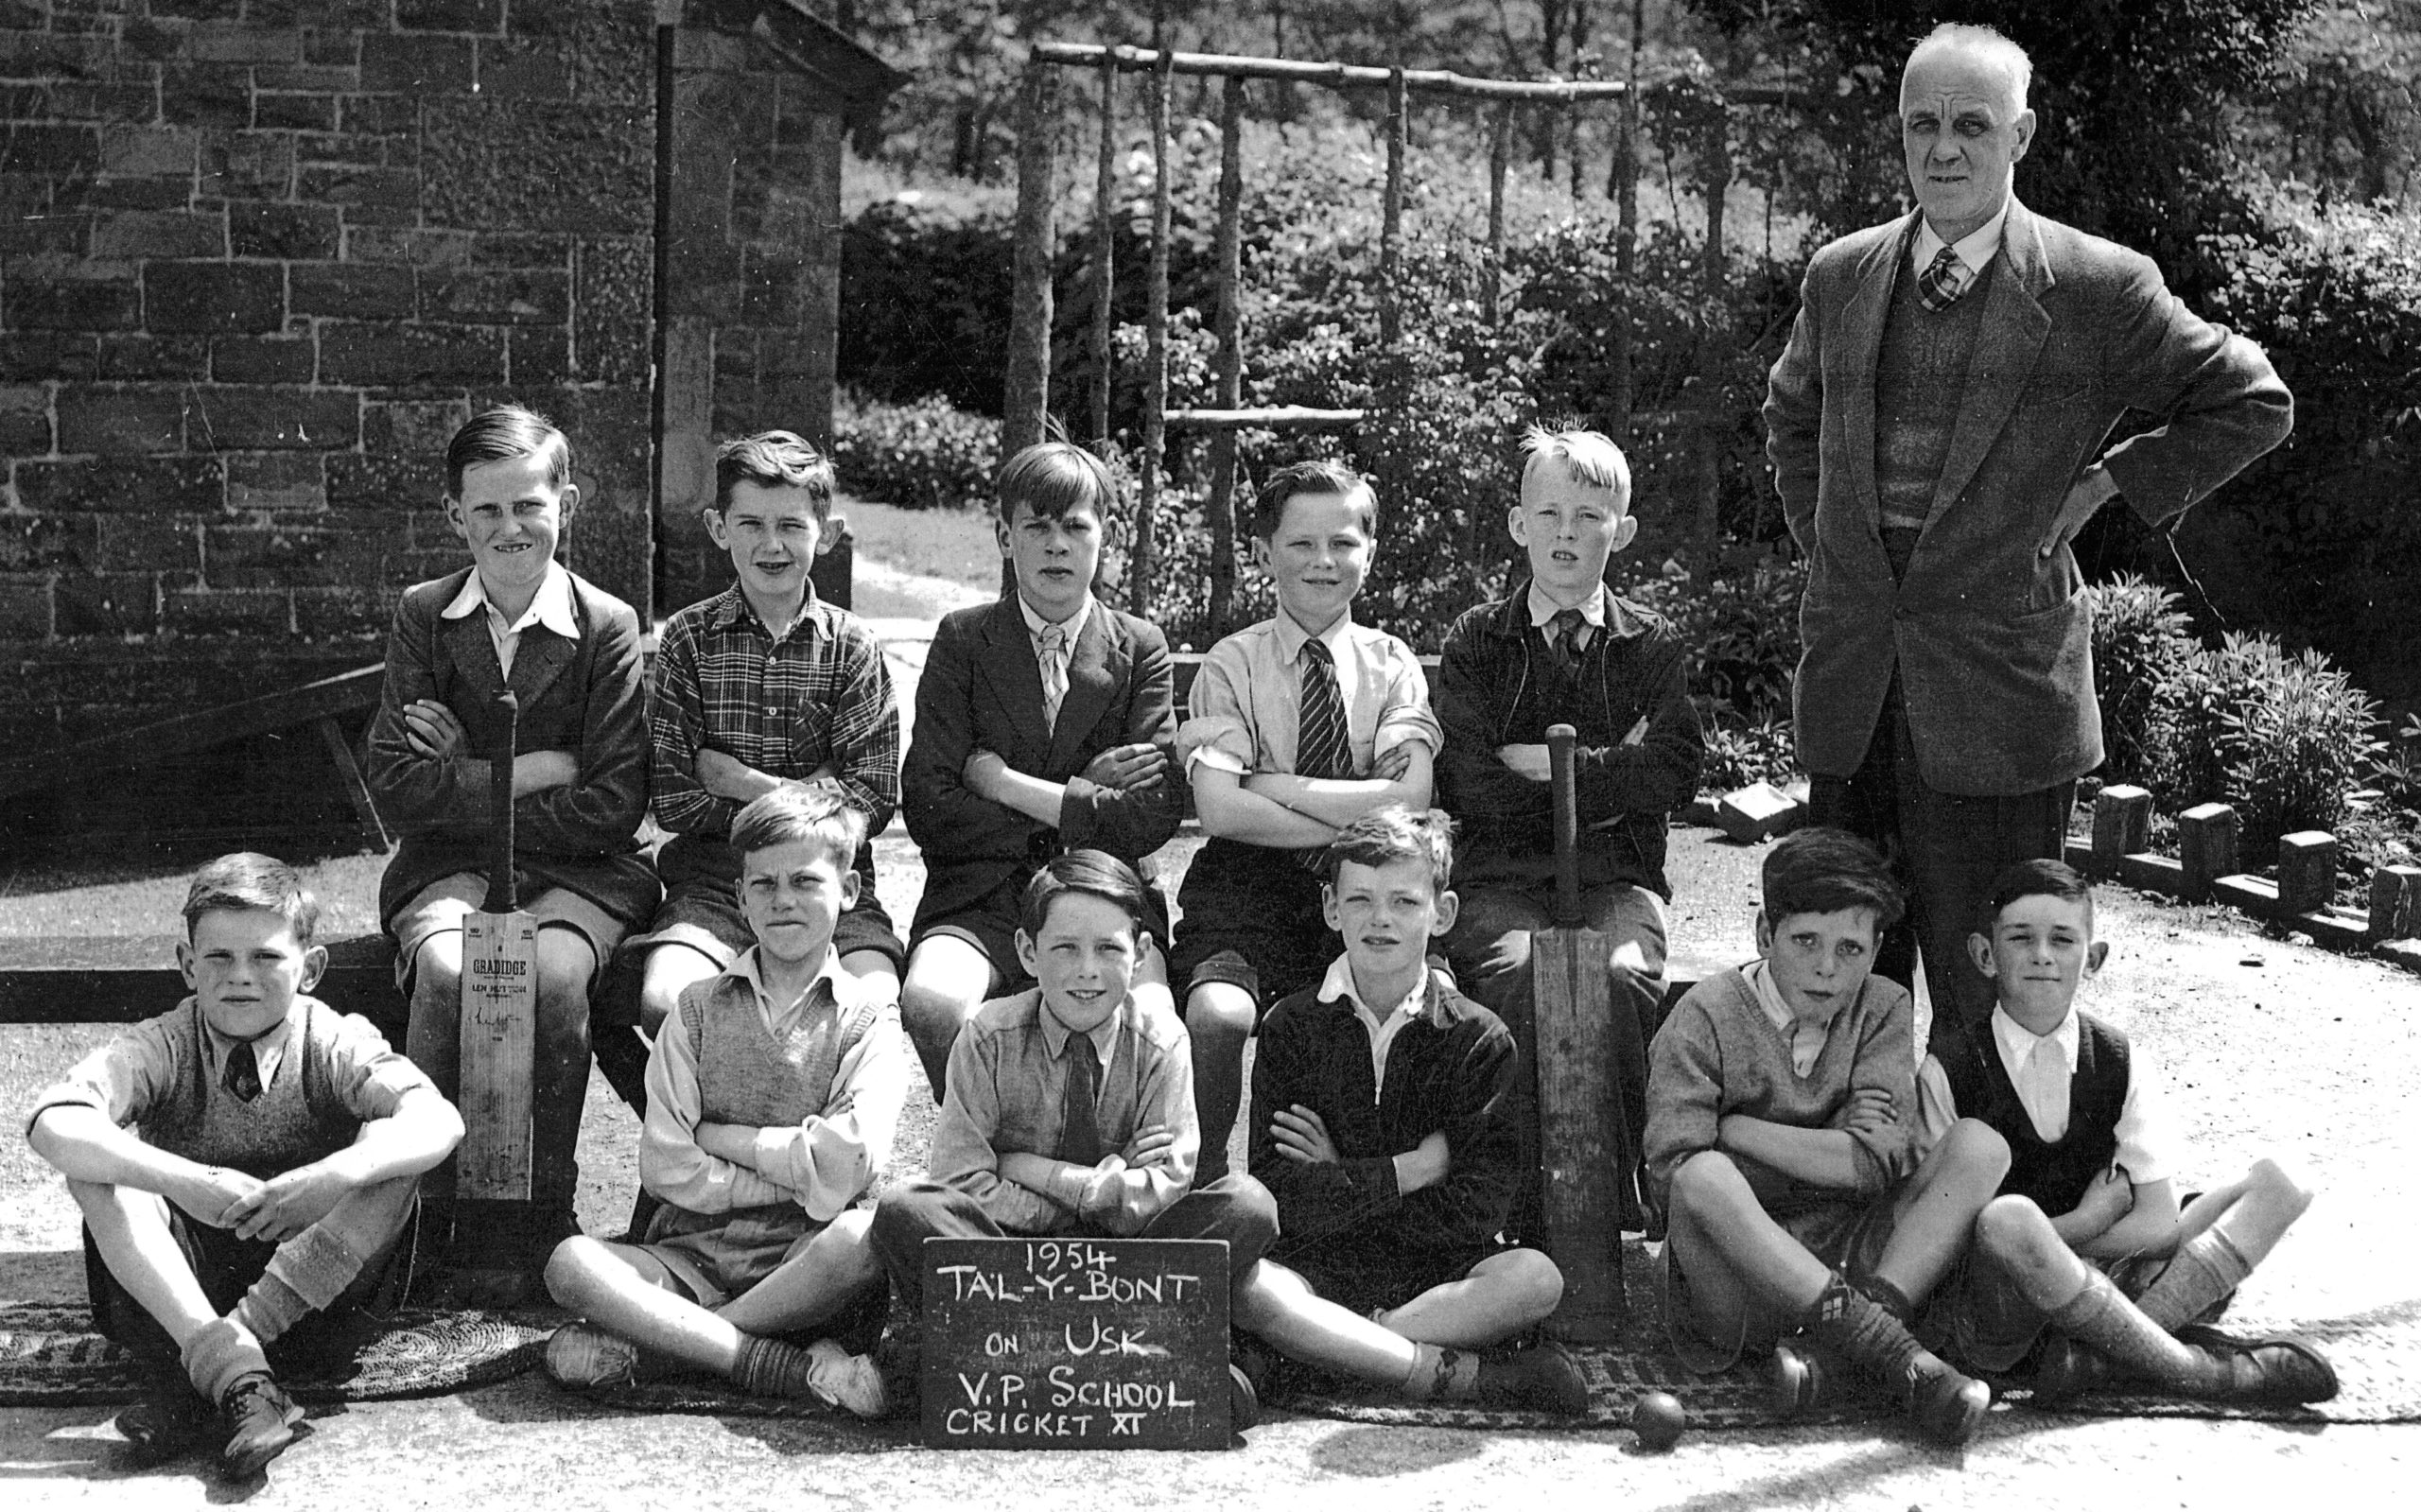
[1547,722,1580,926]
[481,690,519,914]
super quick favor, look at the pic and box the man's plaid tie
[1917,245,1973,312]
[1036,621,1069,733]
[1295,637,1352,780]
[223,1041,263,1103]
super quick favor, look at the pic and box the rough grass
[838,496,1001,596]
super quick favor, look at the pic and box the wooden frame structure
[1003,34,1796,632]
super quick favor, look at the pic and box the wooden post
[2178,802,2239,900]
[1204,74,1246,641]
[1005,59,1060,456]
[1089,55,1118,450]
[1692,99,1730,567]
[1131,45,1173,618]
[1609,0,1642,441]
[2278,830,2339,916]
[1379,65,1406,349]
[2370,863,2421,940]
[1484,101,1511,328]
[2091,784,2153,874]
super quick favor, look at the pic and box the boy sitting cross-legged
[1232,805,1591,1414]
[866,850,1279,1421]
[1174,460,1443,1177]
[613,430,905,1114]
[899,441,1183,1099]
[26,856,463,1478]
[1907,859,2335,1404]
[1645,826,2010,1447]
[542,786,907,1415]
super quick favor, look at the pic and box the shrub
[2165,633,2285,815]
[1625,555,1808,730]
[2083,573,2199,788]
[830,391,1001,513]
[1699,710,1798,791]
[2220,641,2382,852]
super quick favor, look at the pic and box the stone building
[0,0,899,784]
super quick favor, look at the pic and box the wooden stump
[2278,831,2339,918]
[2179,803,2239,901]
[2091,785,2153,875]
[2371,864,2421,941]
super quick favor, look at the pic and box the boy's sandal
[2176,1324,2341,1405]
[114,1382,218,1468]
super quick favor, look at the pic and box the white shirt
[1018,589,1095,649]
[1526,581,1610,652]
[1915,1005,2172,1184]
[204,1015,294,1091]
[441,562,579,679]
[1315,954,1429,1098]
[1910,200,2012,286]
[1743,959,1832,1078]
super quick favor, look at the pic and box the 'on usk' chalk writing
[919,1237,1232,1451]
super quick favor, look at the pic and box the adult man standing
[1764,23,2290,1036]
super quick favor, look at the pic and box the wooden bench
[0,933,406,1034]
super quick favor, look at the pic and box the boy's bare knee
[1667,1150,1739,1217]
[543,1235,608,1307]
[1940,1117,2012,1180]
[1502,1249,1565,1321]
[1186,987,1256,1043]
[2248,1156,2315,1216]
[1974,1194,2053,1263]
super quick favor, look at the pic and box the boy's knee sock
[1800,1274,1958,1400]
[1400,1342,1482,1401]
[232,1225,370,1347]
[181,1316,271,1403]
[730,1335,818,1398]
[2133,1227,2252,1330]
[2046,1268,2230,1396]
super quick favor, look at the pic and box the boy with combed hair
[1907,859,2336,1404]
[1437,426,1703,1235]
[900,441,1182,1098]
[1173,460,1442,1178]
[364,404,656,1280]
[1646,826,2009,1447]
[865,850,1279,1422]
[1234,805,1590,1414]
[542,787,907,1416]
[27,856,462,1478]
[615,429,905,1109]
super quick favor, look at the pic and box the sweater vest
[1872,249,1996,530]
[680,972,879,1132]
[1933,1014,2130,1214]
[143,1002,363,1181]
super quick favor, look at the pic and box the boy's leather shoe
[1906,1368,1993,1447]
[543,1323,644,1389]
[216,1373,303,1479]
[801,1339,889,1419]
[2029,1334,2117,1403]
[2178,1324,2341,1404]
[115,1381,217,1468]
[1477,1341,1592,1416]
[1228,1361,1261,1434]
[1768,1340,1845,1416]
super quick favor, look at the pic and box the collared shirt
[1176,610,1440,779]
[1525,581,1611,653]
[927,987,1198,1237]
[1744,958,1833,1078]
[1910,200,2012,286]
[1915,1005,2171,1182]
[639,947,907,1222]
[1017,590,1095,653]
[648,582,899,840]
[1314,954,1436,1098]
[441,561,579,679]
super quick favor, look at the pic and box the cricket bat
[1532,722,1628,1341]
[458,688,536,1203]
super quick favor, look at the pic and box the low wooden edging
[2073,784,2421,973]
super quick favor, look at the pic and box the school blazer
[366,565,657,931]
[1764,199,2292,795]
[902,597,1182,929]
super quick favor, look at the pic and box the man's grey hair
[1905,22,2032,116]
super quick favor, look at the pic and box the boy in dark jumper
[1908,860,2335,1403]
[1236,806,1588,1414]
[1436,426,1703,1232]
[27,856,462,1478]
[1645,827,2009,1447]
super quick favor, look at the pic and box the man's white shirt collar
[1911,200,2011,281]
[728,944,852,1026]
[1991,1003,2081,1080]
[1526,580,1610,631]
[1019,590,1094,648]
[1272,605,1353,663]
[442,561,579,640]
[1316,954,1428,1095]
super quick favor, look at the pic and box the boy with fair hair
[1646,826,2009,1447]
[27,855,462,1477]
[1909,860,2336,1404]
[1235,805,1590,1414]
[542,787,906,1415]
[866,850,1279,1420]
[616,429,904,1109]
[365,404,655,1283]
[900,441,1182,1098]
[1437,426,1702,1234]
[1174,460,1443,1177]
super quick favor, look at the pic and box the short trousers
[625,877,906,976]
[912,868,1173,994]
[636,1200,828,1311]
[391,872,626,995]
[1659,1190,1903,1375]
[1924,1244,2215,1373]
[1278,1236,1513,1320]
[1170,836,1338,1016]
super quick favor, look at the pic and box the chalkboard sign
[920,1237,1231,1450]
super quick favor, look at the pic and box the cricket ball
[1629,1391,1686,1451]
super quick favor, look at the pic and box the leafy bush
[830,391,1001,513]
[2084,573,2199,788]
[2220,641,2383,852]
[1699,711,1798,792]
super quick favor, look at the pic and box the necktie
[1917,245,1973,312]
[2018,1035,2070,1141]
[224,1041,263,1103]
[1036,622,1070,733]
[1547,607,1587,673]
[1057,1038,1105,1167]
[1295,638,1351,781]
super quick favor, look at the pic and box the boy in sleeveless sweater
[27,855,463,1478]
[1908,859,2336,1403]
[1644,827,2010,1447]
[540,787,907,1416]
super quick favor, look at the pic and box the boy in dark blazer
[365,405,656,1280]
[898,443,1182,1098]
